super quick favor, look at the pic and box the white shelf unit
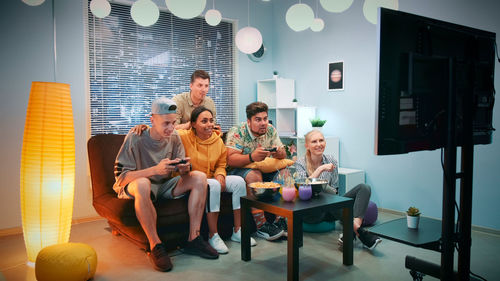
[257,78,295,108]
[257,78,315,137]
[273,106,316,137]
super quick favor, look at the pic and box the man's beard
[251,128,266,137]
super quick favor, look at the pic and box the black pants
[303,183,371,224]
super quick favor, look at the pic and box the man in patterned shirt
[225,101,287,240]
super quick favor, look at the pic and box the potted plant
[273,70,278,79]
[310,118,327,131]
[406,206,421,229]
[292,98,298,107]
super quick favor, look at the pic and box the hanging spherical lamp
[363,0,399,24]
[205,9,222,26]
[90,0,111,19]
[165,0,207,19]
[235,26,263,54]
[310,18,325,32]
[285,3,314,32]
[131,0,160,27]
[22,0,45,6]
[319,0,354,13]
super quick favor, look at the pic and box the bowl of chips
[248,182,281,201]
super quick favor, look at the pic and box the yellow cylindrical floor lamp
[20,81,75,265]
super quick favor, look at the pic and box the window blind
[86,1,236,135]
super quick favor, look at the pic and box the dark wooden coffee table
[240,193,354,281]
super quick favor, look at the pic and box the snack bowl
[294,178,327,197]
[248,182,281,201]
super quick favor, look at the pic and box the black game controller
[173,159,188,165]
[264,147,277,152]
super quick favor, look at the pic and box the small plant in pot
[310,118,327,130]
[406,206,421,229]
[292,98,298,107]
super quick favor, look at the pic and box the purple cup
[299,185,312,200]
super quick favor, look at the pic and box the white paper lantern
[165,0,207,19]
[235,27,263,54]
[363,0,399,25]
[90,0,111,19]
[205,9,222,26]
[310,18,325,32]
[131,0,160,27]
[319,0,354,13]
[285,3,314,32]
[22,0,45,6]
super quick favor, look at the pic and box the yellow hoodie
[177,129,227,178]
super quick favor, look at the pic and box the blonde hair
[304,129,324,176]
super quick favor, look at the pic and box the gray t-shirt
[113,128,185,197]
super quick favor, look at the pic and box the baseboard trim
[378,207,405,216]
[471,224,500,236]
[0,227,21,237]
[72,216,104,225]
[0,216,104,237]
[378,208,500,236]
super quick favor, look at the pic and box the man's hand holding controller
[172,158,191,174]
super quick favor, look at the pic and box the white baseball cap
[151,97,177,115]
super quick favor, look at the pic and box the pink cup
[282,187,296,202]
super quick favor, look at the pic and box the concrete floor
[1,212,499,281]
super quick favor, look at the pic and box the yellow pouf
[35,243,97,281]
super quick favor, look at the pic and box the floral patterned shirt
[225,122,283,156]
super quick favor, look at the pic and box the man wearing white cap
[113,97,218,272]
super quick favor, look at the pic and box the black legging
[333,183,371,220]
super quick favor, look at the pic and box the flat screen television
[375,8,496,155]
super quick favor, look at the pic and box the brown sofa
[87,134,235,251]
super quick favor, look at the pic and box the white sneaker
[231,228,257,247]
[208,233,229,254]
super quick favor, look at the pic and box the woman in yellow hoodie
[176,106,255,254]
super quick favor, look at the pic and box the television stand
[368,217,473,280]
[368,216,441,251]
